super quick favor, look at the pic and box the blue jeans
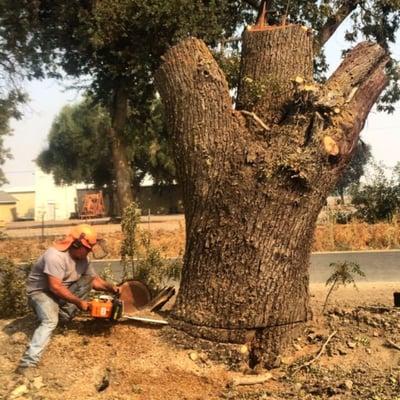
[19,277,92,368]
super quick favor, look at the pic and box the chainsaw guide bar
[122,315,169,325]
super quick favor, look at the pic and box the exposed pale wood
[240,110,270,131]
[229,372,273,387]
[323,136,340,156]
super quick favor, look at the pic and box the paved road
[92,250,400,284]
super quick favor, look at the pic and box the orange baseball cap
[53,224,97,251]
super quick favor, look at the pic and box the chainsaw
[88,280,175,325]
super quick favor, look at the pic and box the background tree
[0,0,253,211]
[0,11,29,185]
[156,0,399,368]
[350,162,400,222]
[37,97,176,197]
[334,140,372,203]
[0,90,24,185]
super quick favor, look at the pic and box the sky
[1,20,400,189]
[2,79,82,188]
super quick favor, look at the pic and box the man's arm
[91,276,118,294]
[48,275,90,311]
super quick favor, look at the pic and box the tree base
[164,316,306,369]
[161,325,251,371]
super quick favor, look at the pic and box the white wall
[34,168,78,221]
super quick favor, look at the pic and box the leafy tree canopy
[0,0,34,184]
[0,1,252,105]
[1,1,398,108]
[37,97,176,188]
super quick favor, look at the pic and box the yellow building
[6,188,35,220]
[0,191,18,224]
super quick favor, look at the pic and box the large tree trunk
[156,24,388,367]
[108,86,134,213]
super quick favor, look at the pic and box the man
[17,224,118,373]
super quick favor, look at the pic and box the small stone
[32,376,44,390]
[132,384,142,394]
[189,352,198,361]
[294,76,304,84]
[337,347,348,356]
[373,331,380,337]
[280,357,291,365]
[239,345,249,354]
[10,384,29,399]
[10,332,28,345]
[293,343,302,351]
[347,341,356,349]
[365,348,372,355]
[272,356,281,368]
[343,380,353,391]
[294,382,302,391]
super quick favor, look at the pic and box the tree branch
[327,42,388,101]
[345,57,389,154]
[155,38,239,179]
[316,0,359,50]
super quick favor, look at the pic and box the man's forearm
[92,276,117,293]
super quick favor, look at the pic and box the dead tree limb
[385,339,400,351]
[229,372,273,387]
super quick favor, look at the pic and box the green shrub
[120,202,182,295]
[322,261,365,314]
[99,262,117,285]
[350,163,400,223]
[0,258,31,318]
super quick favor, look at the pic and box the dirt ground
[1,282,400,400]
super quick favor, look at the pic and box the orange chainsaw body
[90,298,113,318]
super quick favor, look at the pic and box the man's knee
[42,312,59,330]
[30,292,59,328]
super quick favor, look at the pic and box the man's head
[54,224,97,260]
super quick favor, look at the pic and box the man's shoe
[14,365,38,379]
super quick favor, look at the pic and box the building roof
[0,191,17,204]
[5,186,35,193]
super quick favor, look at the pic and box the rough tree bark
[108,86,134,213]
[156,24,389,367]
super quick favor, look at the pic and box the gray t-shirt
[27,247,97,295]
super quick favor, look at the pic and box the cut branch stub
[323,136,340,156]
[236,24,313,125]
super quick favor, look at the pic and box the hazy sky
[1,21,399,189]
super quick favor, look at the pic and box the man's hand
[112,285,121,296]
[78,300,90,311]
[92,276,120,295]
